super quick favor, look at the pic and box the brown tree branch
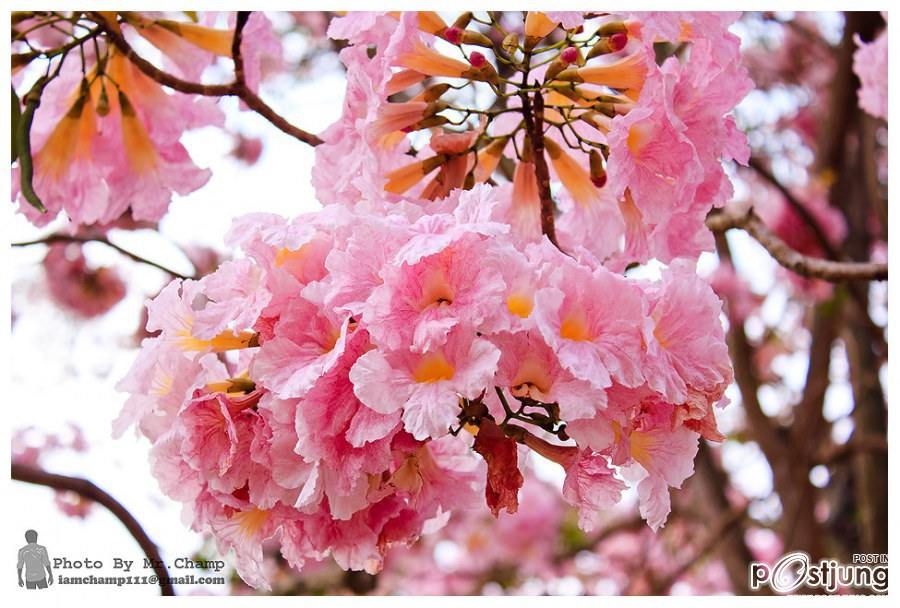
[231,12,250,86]
[11,463,175,596]
[651,504,749,594]
[817,434,888,466]
[11,234,195,280]
[520,87,560,249]
[707,207,887,282]
[747,156,838,260]
[93,12,323,147]
[714,233,789,472]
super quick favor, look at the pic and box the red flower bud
[590,174,607,188]
[610,32,628,52]
[469,51,487,67]
[560,46,578,64]
[443,26,462,45]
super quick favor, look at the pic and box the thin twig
[706,207,887,282]
[11,463,175,596]
[651,506,749,594]
[11,234,195,280]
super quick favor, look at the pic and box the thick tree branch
[707,207,887,282]
[817,434,888,466]
[94,12,323,147]
[11,234,195,280]
[12,463,175,596]
[714,234,788,465]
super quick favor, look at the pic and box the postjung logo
[17,530,53,590]
[749,551,888,594]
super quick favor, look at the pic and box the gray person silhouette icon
[17,530,53,590]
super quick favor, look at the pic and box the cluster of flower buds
[316,11,753,267]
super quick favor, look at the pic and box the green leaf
[11,86,21,163]
[16,76,50,213]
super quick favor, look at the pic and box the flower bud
[544,58,567,82]
[598,20,628,36]
[589,149,607,188]
[502,32,520,56]
[421,82,451,103]
[462,52,500,86]
[560,46,579,64]
[586,33,629,59]
[442,26,463,45]
[461,30,494,49]
[451,11,473,31]
[96,84,111,117]
[551,67,584,83]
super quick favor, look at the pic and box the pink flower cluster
[853,18,888,121]
[11,12,281,229]
[117,11,741,589]
[119,182,732,587]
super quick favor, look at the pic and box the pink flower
[237,12,284,95]
[542,12,585,30]
[642,260,733,406]
[13,48,221,228]
[522,432,626,532]
[349,328,500,439]
[562,450,627,531]
[293,329,400,520]
[251,297,350,399]
[193,258,271,340]
[363,233,506,353]
[144,279,258,354]
[42,242,126,318]
[492,329,605,421]
[853,28,888,120]
[607,90,703,226]
[320,215,414,316]
[610,389,701,531]
[313,15,420,206]
[627,12,742,66]
[114,340,226,441]
[533,255,646,391]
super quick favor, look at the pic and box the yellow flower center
[412,352,455,383]
[559,310,592,341]
[506,292,534,318]
[232,509,270,540]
